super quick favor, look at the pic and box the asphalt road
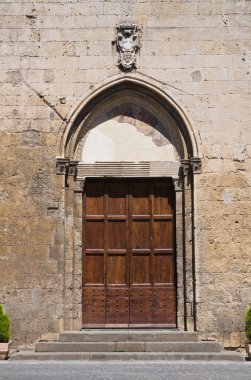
[0,361,250,380]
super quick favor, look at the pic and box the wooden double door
[82,178,176,327]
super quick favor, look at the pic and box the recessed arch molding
[56,75,201,179]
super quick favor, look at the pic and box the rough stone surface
[0,0,250,349]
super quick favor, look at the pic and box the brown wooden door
[82,179,176,327]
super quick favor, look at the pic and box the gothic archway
[56,75,201,331]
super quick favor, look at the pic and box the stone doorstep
[89,352,244,361]
[35,341,222,353]
[9,331,245,361]
[10,351,244,361]
[59,330,199,342]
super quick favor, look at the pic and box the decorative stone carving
[180,158,202,175]
[172,176,183,192]
[181,159,190,176]
[68,161,78,177]
[116,23,139,71]
[56,158,69,175]
[190,157,202,174]
[56,158,78,177]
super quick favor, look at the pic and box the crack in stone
[138,70,193,95]
[5,70,67,123]
[23,80,67,123]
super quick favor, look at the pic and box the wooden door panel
[130,299,152,324]
[83,179,176,327]
[84,254,104,285]
[130,287,153,324]
[107,221,126,249]
[107,183,127,215]
[132,254,151,285]
[82,287,105,326]
[106,297,129,324]
[131,220,151,249]
[131,185,150,215]
[106,288,129,325]
[106,254,127,285]
[152,288,176,324]
[154,253,173,284]
[85,183,104,215]
[85,221,104,249]
[153,184,173,215]
[153,220,173,248]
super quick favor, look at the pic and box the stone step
[10,351,244,361]
[59,330,198,343]
[10,329,244,362]
[35,341,222,353]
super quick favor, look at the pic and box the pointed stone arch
[59,74,200,163]
[57,74,201,333]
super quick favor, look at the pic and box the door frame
[61,170,194,332]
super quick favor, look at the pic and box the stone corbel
[56,158,79,177]
[56,158,79,187]
[56,157,69,175]
[190,157,202,174]
[180,158,202,176]
[68,161,79,177]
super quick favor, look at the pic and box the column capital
[180,158,202,175]
[190,157,202,174]
[56,157,79,177]
[181,159,190,176]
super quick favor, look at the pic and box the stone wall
[0,0,250,347]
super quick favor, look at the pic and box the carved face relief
[116,24,139,71]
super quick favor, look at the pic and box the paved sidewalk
[0,361,250,380]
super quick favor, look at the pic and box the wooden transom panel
[82,178,176,327]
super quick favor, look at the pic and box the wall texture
[0,0,250,347]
